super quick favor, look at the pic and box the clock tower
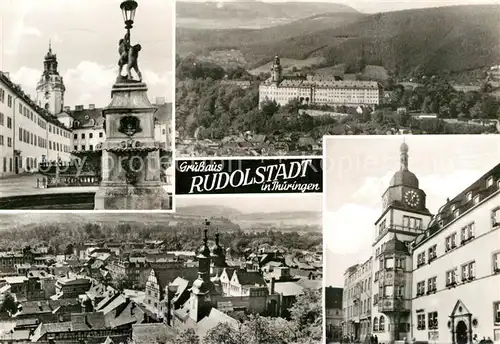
[36,42,65,115]
[370,141,433,344]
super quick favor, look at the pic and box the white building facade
[411,167,500,344]
[343,142,500,344]
[259,56,384,108]
[343,258,373,341]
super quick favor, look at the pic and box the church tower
[210,231,227,278]
[271,55,282,83]
[189,228,216,323]
[370,141,433,344]
[36,42,65,115]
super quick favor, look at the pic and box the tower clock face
[404,190,420,207]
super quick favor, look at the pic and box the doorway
[456,320,468,344]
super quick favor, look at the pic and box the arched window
[379,316,385,331]
[373,317,378,332]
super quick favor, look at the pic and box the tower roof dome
[390,140,419,188]
[210,231,224,257]
[197,229,210,258]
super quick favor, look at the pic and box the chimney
[89,104,95,110]
[3,72,10,79]
[75,105,84,111]
[271,277,275,294]
[155,97,166,105]
[63,106,70,112]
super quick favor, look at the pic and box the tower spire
[49,39,52,53]
[400,140,409,171]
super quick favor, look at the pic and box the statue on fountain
[117,32,142,83]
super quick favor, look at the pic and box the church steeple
[36,41,65,114]
[400,140,409,171]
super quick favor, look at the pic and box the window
[446,268,457,286]
[427,277,437,293]
[89,145,93,151]
[81,133,85,139]
[417,252,426,267]
[454,209,460,218]
[466,192,472,201]
[417,314,426,330]
[373,317,378,332]
[81,145,86,150]
[445,233,457,252]
[74,146,78,151]
[487,176,494,187]
[474,195,480,204]
[461,223,475,244]
[494,302,500,325]
[74,134,78,139]
[428,311,438,329]
[379,316,385,331]
[493,207,500,228]
[396,286,404,297]
[384,285,393,297]
[428,245,437,262]
[385,257,394,269]
[403,216,422,229]
[89,133,93,139]
[461,261,475,281]
[7,95,12,107]
[99,132,103,138]
[7,117,12,128]
[494,252,500,273]
[416,281,425,296]
[396,257,405,270]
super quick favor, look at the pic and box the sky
[0,0,173,108]
[324,135,500,287]
[177,193,322,213]
[181,0,500,13]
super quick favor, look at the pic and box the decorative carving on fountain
[120,153,144,186]
[119,115,142,136]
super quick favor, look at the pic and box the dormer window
[466,192,472,202]
[454,209,460,218]
[487,176,494,187]
[85,115,89,120]
[474,195,480,205]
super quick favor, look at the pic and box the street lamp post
[120,0,138,38]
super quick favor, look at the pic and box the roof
[0,329,31,340]
[3,276,28,284]
[273,281,304,296]
[57,276,91,286]
[234,270,266,287]
[417,162,500,248]
[110,301,145,328]
[262,76,381,89]
[68,101,171,129]
[196,308,239,339]
[131,323,177,344]
[71,312,107,331]
[0,71,69,130]
[325,286,343,309]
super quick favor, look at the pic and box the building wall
[344,259,373,341]
[0,75,71,178]
[259,82,383,108]
[411,191,500,343]
[72,127,105,152]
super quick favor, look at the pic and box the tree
[64,243,74,258]
[176,329,200,344]
[288,288,322,342]
[112,272,133,291]
[0,293,18,316]
[204,322,244,344]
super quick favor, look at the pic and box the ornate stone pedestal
[94,80,171,210]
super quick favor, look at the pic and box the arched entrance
[456,321,467,344]
[450,300,472,344]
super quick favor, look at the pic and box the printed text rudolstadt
[178,160,320,194]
